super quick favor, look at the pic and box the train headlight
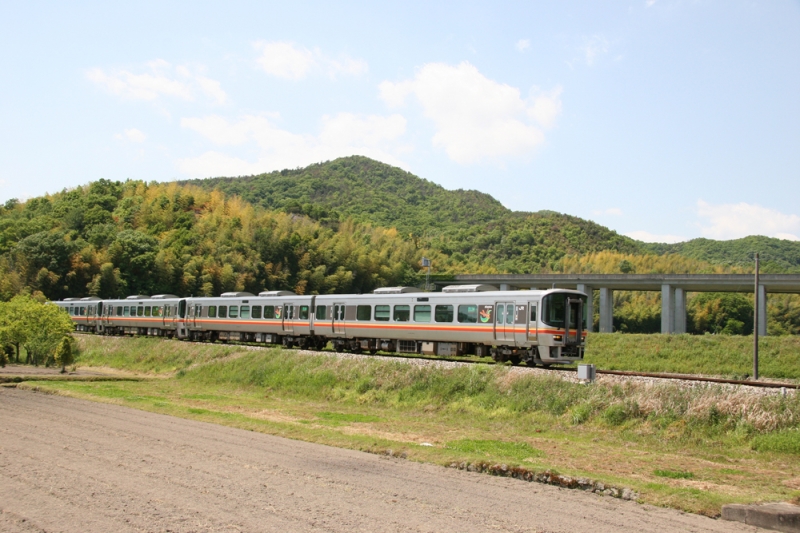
[553,335,562,341]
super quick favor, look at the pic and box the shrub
[53,337,74,373]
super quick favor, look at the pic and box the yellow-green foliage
[53,336,74,370]
[557,250,741,275]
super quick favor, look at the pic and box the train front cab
[536,290,587,364]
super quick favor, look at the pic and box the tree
[0,295,75,365]
[689,292,753,335]
[53,337,74,373]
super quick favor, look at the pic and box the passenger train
[56,285,588,365]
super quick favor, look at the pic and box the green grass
[585,333,800,380]
[751,430,800,454]
[445,439,543,462]
[654,469,695,479]
[316,411,383,424]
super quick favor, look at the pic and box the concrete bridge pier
[675,288,687,333]
[661,284,675,333]
[599,287,613,333]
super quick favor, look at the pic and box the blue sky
[1,1,799,243]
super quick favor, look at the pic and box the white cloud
[593,207,623,216]
[253,41,367,80]
[516,39,530,52]
[178,112,407,178]
[87,60,227,104]
[114,128,147,143]
[527,86,563,129]
[379,61,560,164]
[625,230,687,244]
[696,200,800,241]
[582,35,609,66]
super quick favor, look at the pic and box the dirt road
[0,388,762,532]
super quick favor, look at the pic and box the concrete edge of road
[722,502,800,532]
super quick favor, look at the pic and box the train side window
[434,305,453,322]
[356,305,371,321]
[154,306,162,317]
[299,306,309,320]
[413,305,431,322]
[208,306,217,318]
[457,304,477,323]
[229,305,239,318]
[123,306,130,317]
[144,306,151,317]
[240,305,251,319]
[393,305,410,322]
[374,305,390,321]
[316,305,327,320]
[530,305,537,321]
[218,306,227,318]
[116,306,122,316]
[264,305,274,319]
[275,306,284,319]
[251,305,261,319]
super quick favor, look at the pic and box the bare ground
[0,388,765,533]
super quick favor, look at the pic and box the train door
[565,296,584,346]
[193,304,202,328]
[494,301,516,344]
[176,299,188,338]
[527,301,539,343]
[283,303,295,334]
[333,303,346,335]
[513,303,527,346]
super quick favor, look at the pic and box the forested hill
[646,236,800,274]
[181,156,642,272]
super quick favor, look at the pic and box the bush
[54,337,74,373]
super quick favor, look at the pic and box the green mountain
[181,156,643,272]
[647,237,800,274]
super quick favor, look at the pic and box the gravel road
[0,388,763,533]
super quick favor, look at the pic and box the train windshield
[541,293,587,329]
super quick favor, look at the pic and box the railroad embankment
[16,333,800,516]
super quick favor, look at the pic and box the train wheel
[509,354,522,366]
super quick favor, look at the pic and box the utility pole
[753,252,759,380]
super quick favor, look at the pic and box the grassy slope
[22,335,800,516]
